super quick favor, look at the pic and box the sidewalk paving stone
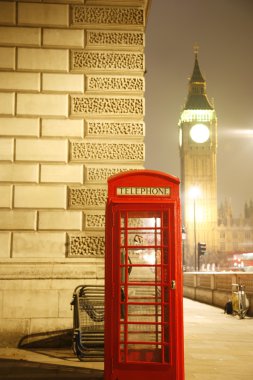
[0,298,252,379]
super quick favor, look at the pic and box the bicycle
[231,283,249,319]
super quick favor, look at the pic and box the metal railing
[183,272,253,316]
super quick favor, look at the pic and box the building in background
[179,49,253,271]
[0,0,150,346]
[178,48,218,270]
[217,199,253,271]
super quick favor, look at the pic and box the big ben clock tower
[179,47,218,269]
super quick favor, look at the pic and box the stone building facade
[217,199,253,263]
[0,0,150,346]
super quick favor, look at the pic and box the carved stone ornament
[68,186,107,209]
[70,141,145,162]
[86,30,144,48]
[68,233,105,257]
[85,121,145,137]
[85,166,130,182]
[84,211,105,229]
[71,6,144,26]
[86,75,144,92]
[71,51,144,71]
[71,96,144,116]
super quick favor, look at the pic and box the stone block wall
[0,0,149,346]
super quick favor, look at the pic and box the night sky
[145,0,253,216]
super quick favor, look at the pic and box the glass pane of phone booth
[119,210,171,364]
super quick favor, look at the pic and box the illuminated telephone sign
[116,187,171,196]
[105,170,184,380]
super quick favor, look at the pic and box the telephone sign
[116,187,171,196]
[104,170,184,380]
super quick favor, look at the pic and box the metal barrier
[71,285,104,361]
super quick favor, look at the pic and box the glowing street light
[189,185,201,200]
[189,186,201,270]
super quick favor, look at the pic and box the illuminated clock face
[190,123,210,143]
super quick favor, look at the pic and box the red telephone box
[104,170,184,380]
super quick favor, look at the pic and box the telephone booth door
[105,170,184,380]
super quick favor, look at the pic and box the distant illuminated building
[218,198,253,269]
[178,48,253,270]
[178,47,218,268]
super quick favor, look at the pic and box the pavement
[0,298,253,380]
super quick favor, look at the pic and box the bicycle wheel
[239,309,247,319]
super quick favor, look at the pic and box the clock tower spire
[185,46,213,111]
[179,47,218,270]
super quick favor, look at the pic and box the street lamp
[182,226,186,271]
[189,186,201,271]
